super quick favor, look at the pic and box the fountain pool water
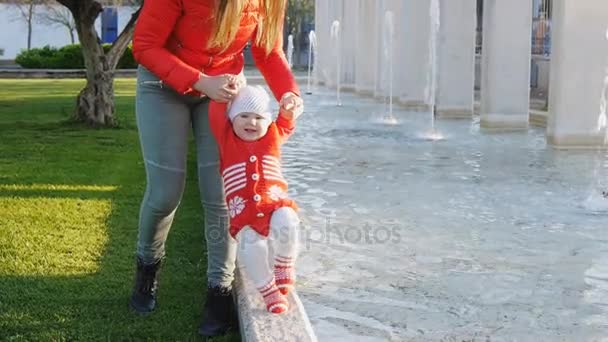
[275,87,608,341]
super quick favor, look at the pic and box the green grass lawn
[0,79,240,341]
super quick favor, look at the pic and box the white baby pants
[235,207,300,288]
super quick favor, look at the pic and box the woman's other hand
[279,92,303,120]
[193,73,241,102]
[232,72,247,91]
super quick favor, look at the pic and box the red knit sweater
[209,102,298,237]
[132,0,299,99]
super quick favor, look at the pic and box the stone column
[480,0,533,129]
[397,0,432,111]
[340,0,357,90]
[547,0,608,147]
[373,0,387,98]
[374,0,403,100]
[315,0,343,88]
[314,0,330,86]
[436,0,477,118]
[354,0,377,95]
[325,0,344,89]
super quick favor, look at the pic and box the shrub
[102,44,137,69]
[118,45,137,69]
[53,44,86,69]
[15,45,58,69]
[15,44,137,69]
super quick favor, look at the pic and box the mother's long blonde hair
[208,0,285,55]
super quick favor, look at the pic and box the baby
[208,85,302,313]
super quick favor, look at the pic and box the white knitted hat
[227,85,272,121]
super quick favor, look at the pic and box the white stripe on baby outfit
[223,162,246,177]
[224,172,246,188]
[225,183,247,197]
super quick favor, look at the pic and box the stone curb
[0,68,309,80]
[0,69,138,78]
[529,109,548,127]
[473,100,548,127]
[234,265,317,342]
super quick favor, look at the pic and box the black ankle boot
[198,286,238,336]
[129,257,163,314]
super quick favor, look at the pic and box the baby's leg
[236,227,288,313]
[269,207,300,295]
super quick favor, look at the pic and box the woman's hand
[279,92,303,120]
[193,73,244,103]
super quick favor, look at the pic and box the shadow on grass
[0,114,239,340]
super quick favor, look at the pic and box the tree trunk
[27,2,34,50]
[27,19,32,50]
[76,66,116,127]
[58,0,140,127]
[68,27,75,44]
[73,1,115,126]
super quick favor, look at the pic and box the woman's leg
[135,66,191,263]
[269,207,300,294]
[192,99,239,335]
[191,100,237,289]
[130,66,191,314]
[237,227,288,314]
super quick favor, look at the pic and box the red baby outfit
[208,102,298,238]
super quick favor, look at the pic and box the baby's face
[232,112,271,141]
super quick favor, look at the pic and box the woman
[129,0,303,336]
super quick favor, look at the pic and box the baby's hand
[279,92,303,121]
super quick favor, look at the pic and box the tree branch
[55,0,76,12]
[84,1,103,26]
[107,6,141,69]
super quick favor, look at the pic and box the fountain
[287,34,294,68]
[381,11,397,125]
[331,20,341,106]
[290,84,608,341]
[288,3,608,341]
[306,30,317,95]
[422,0,444,141]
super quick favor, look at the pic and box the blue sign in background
[101,7,118,44]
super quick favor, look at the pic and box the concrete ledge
[319,82,357,93]
[480,113,529,130]
[436,108,473,119]
[235,265,317,342]
[547,133,608,149]
[340,84,356,92]
[354,87,375,97]
[529,109,548,127]
[397,99,431,112]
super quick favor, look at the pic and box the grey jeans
[135,65,236,288]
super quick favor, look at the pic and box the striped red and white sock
[258,279,288,314]
[274,255,296,295]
